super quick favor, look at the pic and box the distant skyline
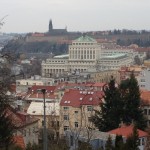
[0,0,150,33]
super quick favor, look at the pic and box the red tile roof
[24,85,56,100]
[6,106,39,128]
[141,90,150,105]
[92,83,106,87]
[135,47,150,52]
[60,89,103,107]
[13,136,25,149]
[29,85,56,93]
[108,125,148,138]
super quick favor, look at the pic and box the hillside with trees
[2,29,150,58]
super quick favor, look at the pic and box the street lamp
[41,89,48,150]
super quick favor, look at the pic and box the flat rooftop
[53,54,69,58]
[101,53,127,59]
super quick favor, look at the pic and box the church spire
[49,19,53,32]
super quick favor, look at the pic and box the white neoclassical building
[42,36,134,77]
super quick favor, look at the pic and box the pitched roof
[6,106,39,128]
[24,85,56,101]
[27,102,60,116]
[92,82,106,87]
[13,136,25,149]
[108,125,147,138]
[60,89,103,107]
[29,85,56,93]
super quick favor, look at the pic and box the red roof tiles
[108,125,147,138]
[60,89,103,107]
[141,90,150,105]
[29,85,56,93]
[6,106,39,128]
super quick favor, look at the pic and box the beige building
[16,75,54,92]
[59,89,103,136]
[42,35,134,77]
[27,102,60,138]
[88,70,120,83]
[144,59,150,67]
[7,107,39,147]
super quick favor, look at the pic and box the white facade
[139,68,150,90]
[42,58,69,76]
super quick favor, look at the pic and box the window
[141,79,145,82]
[64,107,69,110]
[88,117,92,122]
[144,109,147,115]
[138,139,141,146]
[75,122,78,128]
[75,111,78,114]
[64,126,69,131]
[149,110,150,115]
[24,130,26,136]
[142,138,145,145]
[64,115,69,120]
[87,106,93,111]
[51,121,54,127]
[57,121,59,127]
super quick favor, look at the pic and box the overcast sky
[0,0,150,33]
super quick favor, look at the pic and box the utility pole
[41,89,47,150]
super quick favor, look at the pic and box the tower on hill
[49,19,53,32]
[48,19,67,35]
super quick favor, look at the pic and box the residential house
[27,102,60,135]
[108,124,148,150]
[59,89,103,137]
[141,90,150,126]
[139,68,150,90]
[6,106,39,147]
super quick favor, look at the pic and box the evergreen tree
[120,72,147,130]
[0,93,14,150]
[91,77,123,131]
[125,125,139,150]
[115,135,124,150]
[105,135,114,150]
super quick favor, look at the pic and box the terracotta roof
[29,85,56,93]
[60,89,103,107]
[54,82,88,91]
[135,47,150,52]
[108,125,147,138]
[26,93,56,100]
[141,90,150,105]
[13,136,25,149]
[6,106,39,128]
[92,82,106,87]
[32,33,44,37]
[24,85,56,101]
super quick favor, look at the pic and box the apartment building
[139,68,150,90]
[59,89,103,136]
